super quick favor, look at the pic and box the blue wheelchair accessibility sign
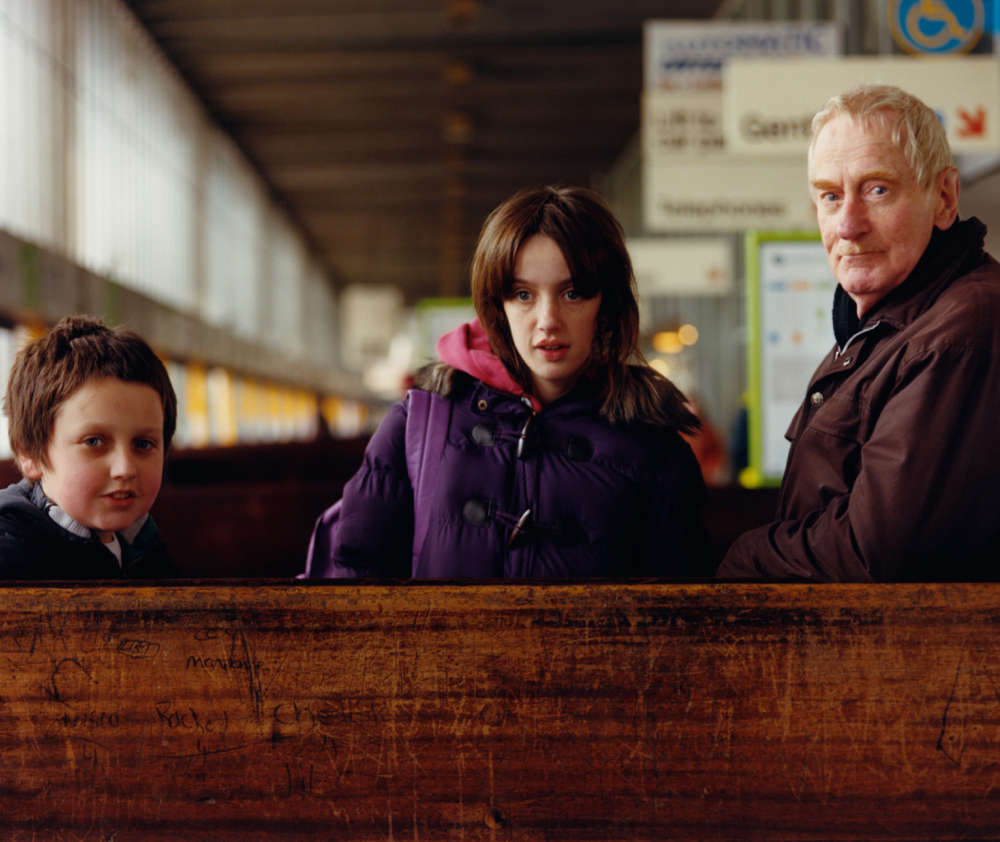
[889,0,986,54]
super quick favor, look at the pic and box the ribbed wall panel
[0,0,338,369]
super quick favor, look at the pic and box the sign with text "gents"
[723,56,1000,157]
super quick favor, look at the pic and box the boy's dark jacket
[0,479,176,579]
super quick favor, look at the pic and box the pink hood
[436,318,542,411]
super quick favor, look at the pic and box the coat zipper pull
[508,508,532,548]
[517,413,537,459]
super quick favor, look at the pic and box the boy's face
[18,378,165,543]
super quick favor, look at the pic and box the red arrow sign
[958,106,986,138]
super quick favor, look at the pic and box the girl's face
[502,234,601,406]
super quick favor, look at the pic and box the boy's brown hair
[5,315,177,470]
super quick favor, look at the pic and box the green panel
[19,243,40,310]
[742,229,825,489]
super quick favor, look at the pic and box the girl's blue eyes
[511,289,582,302]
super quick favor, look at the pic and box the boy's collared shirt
[39,481,149,567]
[0,479,175,580]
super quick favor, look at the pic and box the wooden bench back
[2,581,996,839]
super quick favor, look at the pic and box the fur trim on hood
[416,319,700,433]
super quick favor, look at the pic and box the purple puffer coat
[326,366,711,578]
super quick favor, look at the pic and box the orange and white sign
[723,56,1000,156]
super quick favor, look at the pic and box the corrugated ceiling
[125,0,728,303]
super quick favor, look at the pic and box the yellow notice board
[744,231,836,487]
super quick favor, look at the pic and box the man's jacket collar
[832,216,987,349]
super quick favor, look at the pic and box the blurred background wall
[0,0,996,487]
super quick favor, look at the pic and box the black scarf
[831,216,987,348]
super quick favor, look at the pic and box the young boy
[0,315,178,579]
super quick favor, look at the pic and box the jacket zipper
[835,321,881,358]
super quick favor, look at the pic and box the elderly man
[718,83,1000,582]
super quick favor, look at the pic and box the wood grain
[1,581,996,839]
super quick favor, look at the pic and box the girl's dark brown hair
[5,315,178,469]
[471,185,652,425]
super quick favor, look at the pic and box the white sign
[723,56,1000,156]
[749,235,836,483]
[628,237,733,297]
[643,91,725,159]
[643,158,815,233]
[340,284,402,374]
[644,21,841,91]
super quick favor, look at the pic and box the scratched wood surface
[1,581,998,841]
